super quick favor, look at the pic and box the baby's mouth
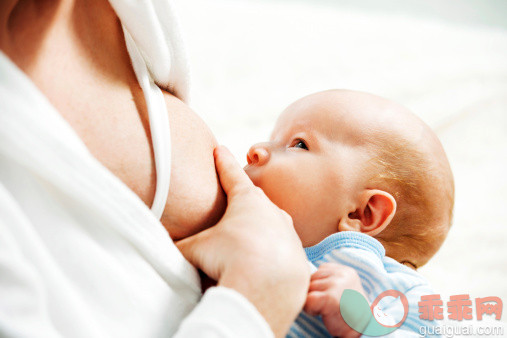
[243,165,260,186]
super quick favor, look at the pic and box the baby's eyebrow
[270,126,294,142]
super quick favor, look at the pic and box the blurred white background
[173,0,507,322]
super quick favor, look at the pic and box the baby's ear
[338,190,396,236]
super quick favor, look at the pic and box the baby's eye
[291,139,308,150]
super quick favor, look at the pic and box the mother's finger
[214,145,254,197]
[175,228,221,280]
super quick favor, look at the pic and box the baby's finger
[304,291,327,316]
[214,146,254,198]
[308,277,333,292]
[312,262,356,281]
[311,265,336,281]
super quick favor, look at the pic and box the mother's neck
[0,0,128,78]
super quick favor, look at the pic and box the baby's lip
[243,165,258,183]
[243,164,254,177]
[243,163,258,172]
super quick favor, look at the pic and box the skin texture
[304,263,363,338]
[0,0,226,241]
[246,89,453,336]
[245,109,373,247]
[0,1,310,336]
[245,89,453,260]
[177,147,310,337]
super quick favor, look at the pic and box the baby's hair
[366,134,455,268]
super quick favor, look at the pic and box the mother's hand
[176,146,310,337]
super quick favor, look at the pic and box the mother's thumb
[214,146,254,197]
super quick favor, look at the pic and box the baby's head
[244,90,454,269]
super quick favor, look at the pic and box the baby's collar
[304,231,385,262]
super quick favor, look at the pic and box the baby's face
[244,92,375,247]
[246,90,454,264]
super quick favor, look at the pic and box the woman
[0,0,310,336]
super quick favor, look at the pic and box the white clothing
[110,0,191,219]
[289,232,438,337]
[0,1,272,337]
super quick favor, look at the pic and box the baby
[244,89,454,337]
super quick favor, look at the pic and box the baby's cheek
[259,175,309,226]
[256,170,294,207]
[253,168,334,246]
[248,163,315,237]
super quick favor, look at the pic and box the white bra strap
[123,28,171,220]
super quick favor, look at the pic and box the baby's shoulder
[307,232,432,294]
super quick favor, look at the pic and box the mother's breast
[161,93,226,240]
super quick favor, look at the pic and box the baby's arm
[303,262,430,338]
[304,263,364,338]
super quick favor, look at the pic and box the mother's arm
[0,0,310,336]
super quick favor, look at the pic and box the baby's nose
[247,143,271,166]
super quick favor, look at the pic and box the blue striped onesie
[288,231,440,337]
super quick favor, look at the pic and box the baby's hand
[304,263,365,338]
